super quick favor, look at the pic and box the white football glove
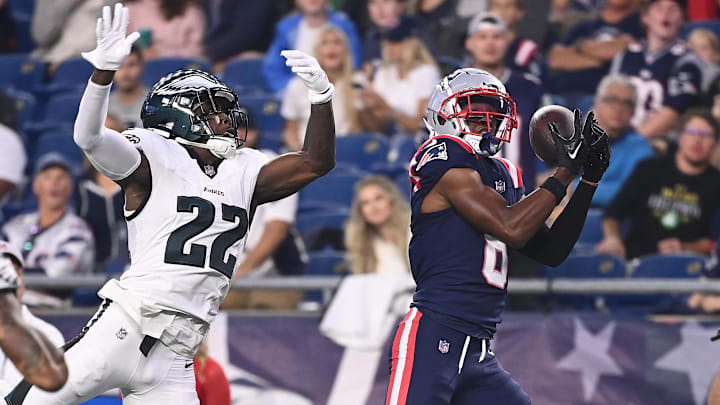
[0,257,19,292]
[281,50,334,104]
[82,3,141,71]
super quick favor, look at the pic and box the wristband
[540,177,567,204]
[308,83,334,104]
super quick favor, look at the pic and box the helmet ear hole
[438,116,446,125]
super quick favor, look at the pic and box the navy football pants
[385,308,530,405]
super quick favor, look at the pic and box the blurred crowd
[1,0,720,314]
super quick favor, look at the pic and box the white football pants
[17,300,199,405]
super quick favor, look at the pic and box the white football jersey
[97,128,268,356]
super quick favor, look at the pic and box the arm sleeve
[519,181,596,266]
[73,79,142,181]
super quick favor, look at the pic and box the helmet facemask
[438,87,518,156]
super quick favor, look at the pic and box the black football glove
[582,116,611,183]
[548,109,590,175]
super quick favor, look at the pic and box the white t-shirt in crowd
[371,63,441,118]
[239,150,300,277]
[281,78,351,142]
[373,237,410,276]
[295,19,326,57]
[0,305,65,388]
[0,124,26,188]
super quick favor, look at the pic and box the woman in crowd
[357,17,440,135]
[125,0,206,60]
[281,26,362,151]
[345,175,410,275]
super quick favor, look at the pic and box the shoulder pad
[412,136,476,172]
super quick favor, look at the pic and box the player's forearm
[521,181,596,266]
[0,297,67,391]
[579,38,632,61]
[637,107,679,138]
[301,102,336,176]
[74,75,113,150]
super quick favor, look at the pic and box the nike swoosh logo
[568,141,582,160]
[185,361,194,368]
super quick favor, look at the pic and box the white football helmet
[423,68,518,156]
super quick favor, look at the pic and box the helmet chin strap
[175,136,237,159]
[463,132,502,156]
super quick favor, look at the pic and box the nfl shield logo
[438,340,450,354]
[204,165,216,177]
[495,180,506,193]
[116,328,128,340]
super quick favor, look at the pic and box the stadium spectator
[411,0,469,63]
[589,74,654,207]
[203,0,288,69]
[262,0,363,93]
[488,0,543,78]
[358,19,440,135]
[0,153,95,278]
[0,241,65,388]
[345,175,410,275]
[610,0,703,139]
[0,92,26,207]
[465,12,544,188]
[125,0,206,60]
[108,46,147,129]
[31,0,115,68]
[363,0,420,64]
[194,342,231,405]
[282,27,362,151]
[74,118,128,268]
[223,112,306,310]
[548,0,642,95]
[688,29,720,114]
[0,0,16,53]
[544,0,594,51]
[596,110,720,259]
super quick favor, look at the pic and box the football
[528,105,575,166]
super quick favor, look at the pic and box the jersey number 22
[164,196,249,278]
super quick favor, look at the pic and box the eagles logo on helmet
[423,68,518,156]
[140,69,248,159]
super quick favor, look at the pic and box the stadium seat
[48,58,94,93]
[33,133,85,174]
[544,254,625,310]
[296,208,350,250]
[12,14,35,53]
[631,254,706,278]
[142,58,211,88]
[394,173,411,201]
[236,92,283,133]
[222,58,267,91]
[0,54,44,92]
[298,172,365,212]
[3,88,37,134]
[306,251,349,276]
[9,0,34,17]
[38,91,83,130]
[336,134,389,170]
[682,20,720,41]
[577,209,604,245]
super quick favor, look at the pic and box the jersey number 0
[164,196,249,278]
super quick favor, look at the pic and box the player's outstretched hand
[548,109,590,175]
[82,3,140,71]
[582,116,611,184]
[281,50,334,104]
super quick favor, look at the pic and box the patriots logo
[415,142,448,171]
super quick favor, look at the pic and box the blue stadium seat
[299,172,365,212]
[296,208,350,249]
[631,254,705,278]
[222,58,267,91]
[236,92,283,133]
[9,0,35,17]
[578,209,604,244]
[394,173,411,201]
[257,130,283,153]
[545,254,625,310]
[48,59,94,93]
[682,20,720,41]
[3,88,37,133]
[142,58,211,88]
[388,135,419,166]
[0,54,44,92]
[336,134,389,170]
[33,133,85,174]
[12,14,35,53]
[38,91,83,130]
[306,251,349,276]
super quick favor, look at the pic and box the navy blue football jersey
[506,37,542,79]
[408,135,524,339]
[611,40,703,126]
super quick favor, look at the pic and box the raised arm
[252,51,336,207]
[73,4,151,211]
